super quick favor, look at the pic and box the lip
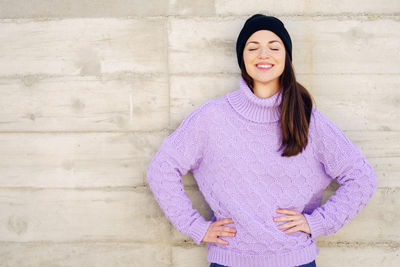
[255,62,274,70]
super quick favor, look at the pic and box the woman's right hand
[202,218,237,245]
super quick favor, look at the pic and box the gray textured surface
[0,0,398,266]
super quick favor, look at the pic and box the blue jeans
[209,259,316,267]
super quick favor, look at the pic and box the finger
[277,221,297,230]
[221,231,236,237]
[212,227,223,237]
[214,227,236,237]
[273,215,296,222]
[223,226,237,233]
[276,209,299,215]
[283,225,301,234]
[217,218,234,225]
[215,238,229,245]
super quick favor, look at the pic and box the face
[243,30,286,87]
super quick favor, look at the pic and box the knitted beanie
[236,14,292,67]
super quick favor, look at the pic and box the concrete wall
[0,1,399,266]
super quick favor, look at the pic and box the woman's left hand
[273,208,311,235]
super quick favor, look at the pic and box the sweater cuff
[188,217,213,245]
[303,211,325,239]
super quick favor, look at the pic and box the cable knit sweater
[145,77,378,267]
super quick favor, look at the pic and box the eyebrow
[246,40,281,45]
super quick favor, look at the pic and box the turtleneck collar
[226,76,283,123]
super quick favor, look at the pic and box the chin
[252,76,275,84]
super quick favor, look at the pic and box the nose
[258,47,271,58]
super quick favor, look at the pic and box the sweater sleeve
[145,105,212,245]
[303,108,378,239]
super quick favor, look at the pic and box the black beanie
[236,14,292,67]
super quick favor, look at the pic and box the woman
[146,14,378,267]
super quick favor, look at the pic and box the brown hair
[239,49,315,157]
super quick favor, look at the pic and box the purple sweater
[146,77,378,267]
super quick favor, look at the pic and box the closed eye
[249,48,279,51]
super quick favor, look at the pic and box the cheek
[243,54,256,69]
[278,52,286,62]
[243,52,253,63]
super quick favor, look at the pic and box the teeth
[257,64,272,68]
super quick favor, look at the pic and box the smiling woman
[242,30,286,99]
[146,13,378,267]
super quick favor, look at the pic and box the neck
[252,79,281,99]
[226,76,283,123]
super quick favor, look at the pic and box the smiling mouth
[256,64,273,70]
